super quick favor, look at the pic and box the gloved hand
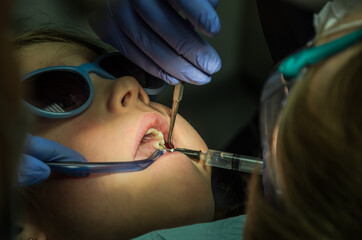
[90,0,221,85]
[18,134,87,186]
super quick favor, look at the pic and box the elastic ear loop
[279,28,362,79]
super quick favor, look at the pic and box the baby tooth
[146,128,156,135]
[145,128,165,140]
[153,141,161,149]
[156,132,164,140]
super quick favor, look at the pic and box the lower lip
[146,151,210,178]
[157,150,172,160]
[150,152,187,168]
[156,151,205,167]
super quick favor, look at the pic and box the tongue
[135,139,161,160]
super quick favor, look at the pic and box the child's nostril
[121,92,131,107]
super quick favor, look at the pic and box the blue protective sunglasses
[22,52,167,119]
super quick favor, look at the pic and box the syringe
[173,148,263,175]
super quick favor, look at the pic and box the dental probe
[168,147,263,175]
[168,82,185,148]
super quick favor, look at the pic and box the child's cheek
[174,114,208,152]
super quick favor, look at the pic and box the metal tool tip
[161,144,174,152]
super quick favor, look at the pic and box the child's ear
[15,221,47,240]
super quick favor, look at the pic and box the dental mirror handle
[168,82,185,147]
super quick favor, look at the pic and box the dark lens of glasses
[99,54,165,89]
[22,70,90,113]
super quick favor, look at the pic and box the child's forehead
[16,42,97,74]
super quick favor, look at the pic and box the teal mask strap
[279,28,362,79]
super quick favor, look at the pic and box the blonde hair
[244,41,362,239]
[14,29,107,55]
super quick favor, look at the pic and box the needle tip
[161,144,174,152]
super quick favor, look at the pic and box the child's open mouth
[135,128,167,160]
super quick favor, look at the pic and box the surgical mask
[312,0,362,42]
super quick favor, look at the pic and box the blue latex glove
[18,134,87,186]
[90,0,221,85]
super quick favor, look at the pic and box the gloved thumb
[24,134,87,163]
[18,154,51,186]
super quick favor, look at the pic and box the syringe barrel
[201,149,263,174]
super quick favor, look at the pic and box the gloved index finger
[109,0,216,84]
[170,0,221,37]
[24,134,87,163]
[19,154,51,186]
[208,0,219,8]
[132,0,221,79]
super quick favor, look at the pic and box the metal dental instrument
[46,149,164,177]
[168,82,185,148]
[166,147,263,175]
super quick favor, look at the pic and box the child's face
[17,42,214,239]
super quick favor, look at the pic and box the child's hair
[14,29,107,55]
[244,40,362,239]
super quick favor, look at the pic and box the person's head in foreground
[15,30,214,240]
[245,4,362,240]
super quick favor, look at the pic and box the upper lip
[133,112,170,159]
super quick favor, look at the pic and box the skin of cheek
[33,162,213,240]
[33,111,139,163]
[169,115,212,183]
[31,155,214,239]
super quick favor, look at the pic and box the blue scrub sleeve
[132,215,246,240]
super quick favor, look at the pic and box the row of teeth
[145,128,165,150]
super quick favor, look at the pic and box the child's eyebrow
[32,46,71,69]
[28,43,96,70]
[35,57,67,69]
[41,52,92,68]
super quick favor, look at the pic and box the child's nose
[108,76,150,113]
